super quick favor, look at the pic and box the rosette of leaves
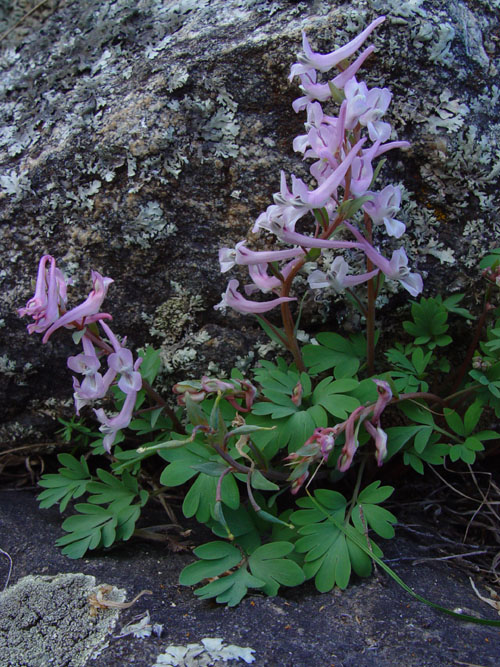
[248,358,360,454]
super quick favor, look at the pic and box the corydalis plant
[217,15,422,372]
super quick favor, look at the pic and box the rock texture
[1,0,499,443]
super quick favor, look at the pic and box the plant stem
[364,213,375,375]
[450,295,492,395]
[345,457,366,523]
[210,442,289,480]
[141,379,185,433]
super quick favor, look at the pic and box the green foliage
[479,247,500,271]
[57,417,94,448]
[249,358,360,453]
[56,501,143,559]
[439,404,497,465]
[290,485,395,592]
[403,297,452,349]
[179,540,304,606]
[302,332,363,377]
[38,454,92,511]
[469,363,500,416]
[54,469,148,559]
[385,343,432,392]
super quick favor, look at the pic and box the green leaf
[37,455,92,512]
[137,346,162,384]
[194,566,265,607]
[180,542,242,585]
[353,504,396,539]
[251,470,280,491]
[413,426,433,454]
[385,425,423,459]
[86,469,141,506]
[182,471,239,522]
[291,490,352,592]
[248,542,305,596]
[190,462,228,477]
[399,401,435,426]
[251,402,296,419]
[56,502,141,558]
[443,408,464,436]
[185,393,209,427]
[255,315,288,349]
[463,402,482,435]
[160,460,199,486]
[357,481,394,505]
[337,195,373,219]
[403,451,424,474]
[303,333,360,376]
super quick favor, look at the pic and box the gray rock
[1,0,499,442]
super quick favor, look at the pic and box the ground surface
[1,488,499,666]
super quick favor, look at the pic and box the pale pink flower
[289,17,385,79]
[18,255,69,334]
[214,279,296,315]
[42,271,113,343]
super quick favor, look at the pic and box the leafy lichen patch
[0,573,126,667]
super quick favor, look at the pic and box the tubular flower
[214,279,296,315]
[245,257,303,295]
[308,257,379,292]
[364,421,388,466]
[100,321,142,395]
[289,16,385,79]
[68,333,116,413]
[363,185,405,238]
[94,390,138,454]
[292,46,376,112]
[338,406,365,472]
[18,255,69,335]
[219,241,304,273]
[42,270,114,343]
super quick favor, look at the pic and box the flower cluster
[18,255,142,452]
[173,376,257,413]
[215,16,422,316]
[286,379,393,494]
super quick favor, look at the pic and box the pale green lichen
[0,355,16,376]
[0,574,125,667]
[123,201,177,248]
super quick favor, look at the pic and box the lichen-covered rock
[1,0,499,443]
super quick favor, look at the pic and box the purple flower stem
[364,213,376,375]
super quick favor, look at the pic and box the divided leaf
[38,454,92,511]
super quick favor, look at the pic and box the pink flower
[94,391,138,453]
[214,279,296,315]
[308,257,379,292]
[364,421,388,466]
[245,257,301,295]
[219,241,304,273]
[363,185,405,238]
[68,333,116,412]
[343,221,423,296]
[42,270,114,343]
[292,47,376,112]
[99,322,142,395]
[289,17,385,79]
[338,406,365,472]
[18,255,69,334]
